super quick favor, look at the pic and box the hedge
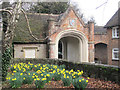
[10,58,120,84]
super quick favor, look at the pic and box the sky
[1,0,120,26]
[71,0,120,26]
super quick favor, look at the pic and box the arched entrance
[94,43,108,64]
[58,36,80,62]
[54,29,88,63]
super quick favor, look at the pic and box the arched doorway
[54,29,88,63]
[94,43,108,64]
[58,36,80,62]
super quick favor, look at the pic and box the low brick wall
[10,58,120,84]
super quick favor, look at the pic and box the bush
[7,73,23,88]
[23,73,34,84]
[72,77,88,89]
[35,78,47,88]
[61,75,72,86]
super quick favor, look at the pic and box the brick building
[13,7,119,66]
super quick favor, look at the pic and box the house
[104,8,120,66]
[13,6,119,66]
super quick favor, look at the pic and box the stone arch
[94,43,108,64]
[52,29,88,63]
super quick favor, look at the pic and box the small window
[24,49,36,58]
[112,27,119,38]
[112,48,119,60]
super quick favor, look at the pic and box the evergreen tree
[29,2,69,14]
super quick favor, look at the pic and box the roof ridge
[26,13,60,16]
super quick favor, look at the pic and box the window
[24,49,36,58]
[112,48,119,60]
[112,27,119,38]
[23,47,37,58]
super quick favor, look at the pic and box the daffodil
[46,74,50,77]
[37,78,40,80]
[67,76,69,78]
[42,78,46,81]
[20,73,23,75]
[79,80,81,82]
[13,70,16,73]
[86,80,88,82]
[87,77,90,79]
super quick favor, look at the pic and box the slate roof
[13,6,86,43]
[104,8,120,28]
[94,26,107,34]
[13,13,59,42]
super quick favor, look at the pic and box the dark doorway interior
[95,43,108,64]
[58,40,62,59]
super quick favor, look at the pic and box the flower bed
[4,62,89,89]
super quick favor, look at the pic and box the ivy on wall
[2,47,12,81]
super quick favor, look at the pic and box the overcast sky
[1,0,120,26]
[71,0,120,26]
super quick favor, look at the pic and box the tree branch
[21,8,58,41]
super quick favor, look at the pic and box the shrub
[61,75,72,86]
[7,75,23,88]
[72,77,88,89]
[23,73,34,84]
[35,78,47,88]
[53,72,62,81]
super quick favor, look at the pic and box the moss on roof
[13,13,59,42]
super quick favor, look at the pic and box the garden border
[10,58,120,84]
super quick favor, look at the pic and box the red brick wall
[107,28,119,66]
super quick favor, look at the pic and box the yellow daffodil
[13,70,16,73]
[23,78,25,80]
[42,78,46,81]
[41,74,43,76]
[87,77,90,79]
[8,77,10,80]
[86,80,88,82]
[37,78,40,80]
[32,76,35,78]
[20,73,23,75]
[46,74,50,77]
[79,80,81,82]
[67,76,69,78]
[82,78,84,81]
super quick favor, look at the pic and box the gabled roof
[57,6,85,27]
[104,8,120,28]
[13,13,59,42]
[94,26,107,34]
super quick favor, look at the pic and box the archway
[94,43,108,64]
[58,36,80,62]
[54,29,88,63]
